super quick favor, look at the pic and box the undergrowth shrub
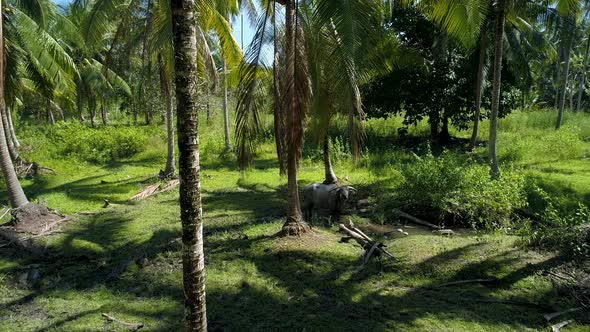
[49,122,150,163]
[499,129,585,163]
[521,188,590,260]
[302,136,350,162]
[395,151,527,228]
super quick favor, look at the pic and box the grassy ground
[0,107,589,331]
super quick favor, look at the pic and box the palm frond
[14,7,78,95]
[235,2,272,169]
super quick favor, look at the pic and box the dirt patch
[273,229,335,251]
[11,203,66,234]
[0,204,67,254]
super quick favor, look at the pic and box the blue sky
[51,0,257,51]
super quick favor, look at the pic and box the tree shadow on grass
[21,173,149,206]
[205,236,581,331]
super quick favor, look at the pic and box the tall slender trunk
[171,0,207,330]
[159,54,175,176]
[47,101,55,124]
[6,103,19,148]
[429,119,438,139]
[145,108,153,125]
[132,104,138,125]
[101,102,108,126]
[281,0,309,236]
[139,0,153,128]
[469,24,488,151]
[206,85,211,124]
[0,2,28,208]
[76,82,85,123]
[576,34,590,111]
[273,3,286,176]
[489,2,505,177]
[323,133,337,184]
[2,101,19,162]
[556,24,573,130]
[439,115,450,144]
[57,105,65,121]
[222,13,231,150]
[89,97,96,128]
[554,47,562,109]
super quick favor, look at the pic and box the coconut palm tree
[554,0,583,128]
[236,0,388,234]
[0,0,81,206]
[0,0,27,208]
[82,0,240,175]
[148,0,241,176]
[170,0,207,329]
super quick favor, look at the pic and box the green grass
[0,106,589,331]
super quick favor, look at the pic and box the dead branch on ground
[339,222,397,271]
[392,209,442,229]
[101,313,144,331]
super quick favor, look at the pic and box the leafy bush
[49,122,150,163]
[521,188,590,259]
[302,135,350,163]
[396,151,527,228]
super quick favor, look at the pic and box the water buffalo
[302,182,356,224]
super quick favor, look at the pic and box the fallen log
[551,320,573,332]
[339,223,397,271]
[101,313,144,331]
[436,278,498,288]
[129,179,179,201]
[392,209,442,229]
[543,307,583,322]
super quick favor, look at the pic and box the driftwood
[339,223,396,271]
[436,278,498,287]
[543,307,583,322]
[392,209,442,229]
[101,313,144,331]
[551,320,573,332]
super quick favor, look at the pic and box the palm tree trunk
[468,25,488,151]
[47,100,55,124]
[206,85,211,125]
[6,104,19,148]
[273,3,286,176]
[2,101,19,162]
[576,34,590,111]
[132,104,138,125]
[0,3,28,208]
[159,54,175,176]
[489,2,505,177]
[323,133,337,184]
[76,83,85,123]
[281,0,309,236]
[554,47,562,109]
[222,13,231,151]
[101,102,108,126]
[556,26,572,130]
[171,0,207,330]
[89,97,96,128]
